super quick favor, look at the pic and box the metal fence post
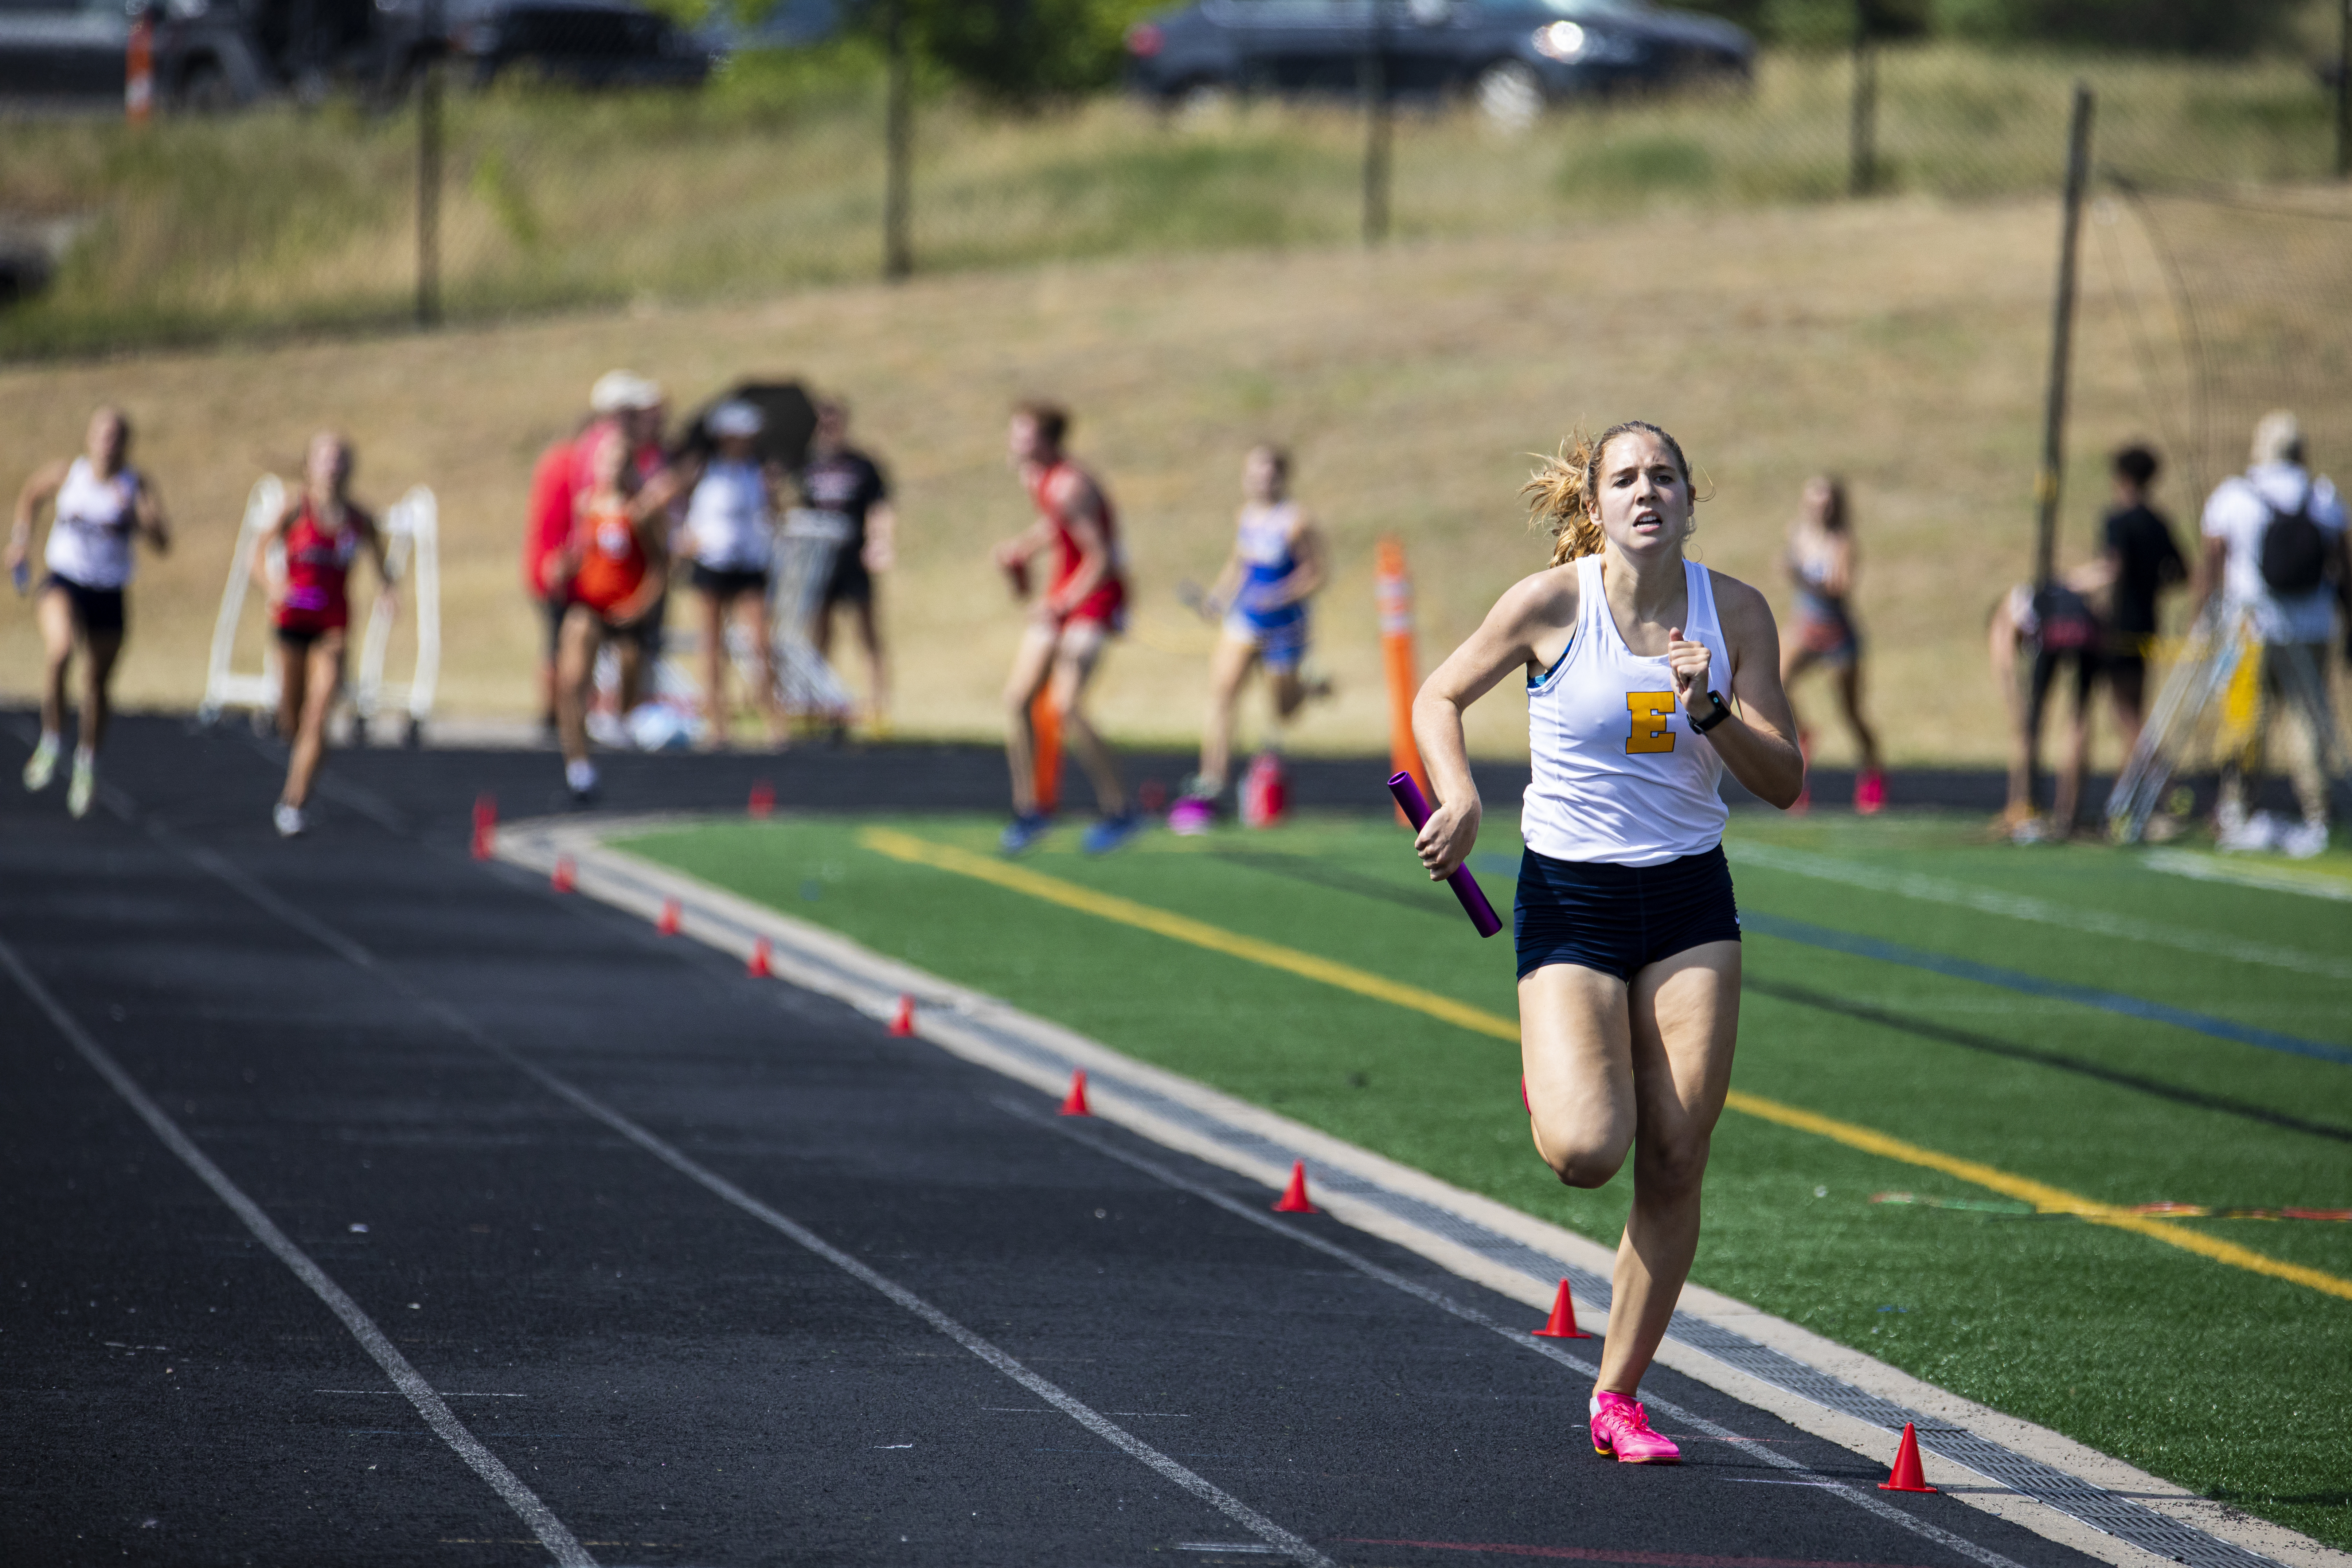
[883,0,912,280]
[2337,0,2349,179]
[1848,1,1876,197]
[1361,0,1390,246]
[2033,83,2095,591]
[415,6,442,329]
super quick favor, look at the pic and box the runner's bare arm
[862,500,896,573]
[5,459,70,573]
[1410,569,1578,880]
[1042,470,1111,615]
[1271,512,1327,606]
[134,476,170,554]
[1683,574,1803,808]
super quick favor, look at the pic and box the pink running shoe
[1855,769,1886,815]
[1590,1392,1681,1464]
[1167,797,1216,836]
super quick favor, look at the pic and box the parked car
[0,0,276,110]
[444,0,715,89]
[1124,0,1751,123]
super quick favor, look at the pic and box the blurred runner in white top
[2195,410,2349,856]
[680,400,787,750]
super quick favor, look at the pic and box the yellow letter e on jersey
[1625,691,1677,754]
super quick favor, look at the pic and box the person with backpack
[2196,410,2348,858]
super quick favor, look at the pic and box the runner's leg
[34,586,74,742]
[735,587,788,745]
[1197,630,1257,793]
[697,589,730,748]
[283,631,346,810]
[78,626,121,756]
[1834,657,1882,774]
[1001,622,1060,817]
[1049,620,1125,817]
[555,606,601,769]
[854,596,888,730]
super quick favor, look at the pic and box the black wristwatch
[1689,690,1732,734]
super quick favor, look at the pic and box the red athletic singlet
[1025,459,1126,629]
[277,499,364,634]
[570,495,649,616]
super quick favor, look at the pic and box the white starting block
[198,476,441,746]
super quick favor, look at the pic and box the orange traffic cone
[888,994,916,1036]
[550,856,576,893]
[747,937,772,977]
[656,898,681,936]
[1271,1160,1317,1213]
[470,794,497,860]
[749,780,775,819]
[1058,1070,1091,1117]
[1879,1423,1936,1493]
[1532,1279,1593,1339]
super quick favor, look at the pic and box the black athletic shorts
[275,625,327,653]
[821,554,872,609]
[1514,843,1742,982]
[691,563,769,601]
[43,574,124,635]
[538,590,570,660]
[2027,646,2100,735]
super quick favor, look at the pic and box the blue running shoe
[1082,810,1144,855]
[1000,812,1054,854]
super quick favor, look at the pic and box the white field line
[507,815,2349,1568]
[1727,842,2352,981]
[2142,850,2352,906]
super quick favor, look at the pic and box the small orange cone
[656,898,681,936]
[1878,1422,1936,1493]
[747,937,772,977]
[1271,1160,1317,1213]
[550,856,576,893]
[888,994,915,1036]
[1058,1070,1091,1116]
[749,780,774,819]
[1532,1279,1594,1339]
[470,794,497,860]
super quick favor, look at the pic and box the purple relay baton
[1388,771,1504,938]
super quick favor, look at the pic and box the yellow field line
[854,825,2352,1303]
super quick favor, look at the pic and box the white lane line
[1728,841,2352,981]
[1010,1101,2029,1568]
[153,828,1342,1568]
[0,936,594,1568]
[2142,849,2352,906]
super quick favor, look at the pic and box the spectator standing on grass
[993,401,1138,855]
[1990,574,2103,842]
[253,432,394,839]
[678,399,788,750]
[803,397,898,735]
[1778,475,1883,815]
[1410,421,1803,1467]
[2091,445,2187,760]
[7,406,171,820]
[2197,410,2348,859]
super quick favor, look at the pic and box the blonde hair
[1523,420,1694,566]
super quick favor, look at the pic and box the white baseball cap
[707,400,765,438]
[589,370,663,415]
[2251,409,2302,467]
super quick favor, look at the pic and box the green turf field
[620,809,2352,1550]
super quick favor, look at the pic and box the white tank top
[1522,553,1731,867]
[45,457,142,590]
[683,458,772,572]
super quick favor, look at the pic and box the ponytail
[1523,420,1695,566]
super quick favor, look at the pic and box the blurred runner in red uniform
[548,427,678,801]
[992,401,1138,855]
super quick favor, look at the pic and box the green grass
[620,808,2352,1550]
[0,39,2337,354]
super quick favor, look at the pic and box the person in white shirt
[1411,421,1803,1466]
[2196,410,2349,857]
[679,400,788,749]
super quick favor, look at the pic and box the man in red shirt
[992,401,1138,855]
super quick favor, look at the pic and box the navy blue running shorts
[1513,843,1741,982]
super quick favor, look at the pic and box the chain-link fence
[1,25,2347,355]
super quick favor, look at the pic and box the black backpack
[2259,494,2329,595]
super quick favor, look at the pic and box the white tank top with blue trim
[1522,553,1730,868]
[45,457,142,590]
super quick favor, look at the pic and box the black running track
[0,716,2106,1568]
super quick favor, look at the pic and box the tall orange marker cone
[888,994,916,1036]
[470,794,497,860]
[1058,1070,1091,1117]
[656,898,681,936]
[1532,1280,1594,1339]
[747,937,772,977]
[1271,1160,1317,1213]
[550,856,576,893]
[1030,690,1062,814]
[748,779,775,819]
[1375,537,1427,825]
[1879,1423,1937,1493]
[125,11,154,124]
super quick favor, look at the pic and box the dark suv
[1125,0,1751,121]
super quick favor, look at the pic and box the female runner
[253,432,393,837]
[679,400,787,749]
[1780,475,1884,813]
[551,427,675,801]
[1411,422,1802,1465]
[6,406,172,820]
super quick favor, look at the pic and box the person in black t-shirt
[800,398,897,732]
[2095,445,2186,756]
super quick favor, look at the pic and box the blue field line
[1740,912,2352,1067]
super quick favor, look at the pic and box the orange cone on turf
[747,937,772,977]
[656,898,681,936]
[1058,1070,1091,1117]
[888,994,916,1036]
[749,780,775,819]
[1271,1160,1317,1213]
[550,856,576,893]
[1532,1279,1594,1339]
[470,794,497,860]
[1879,1423,1936,1493]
